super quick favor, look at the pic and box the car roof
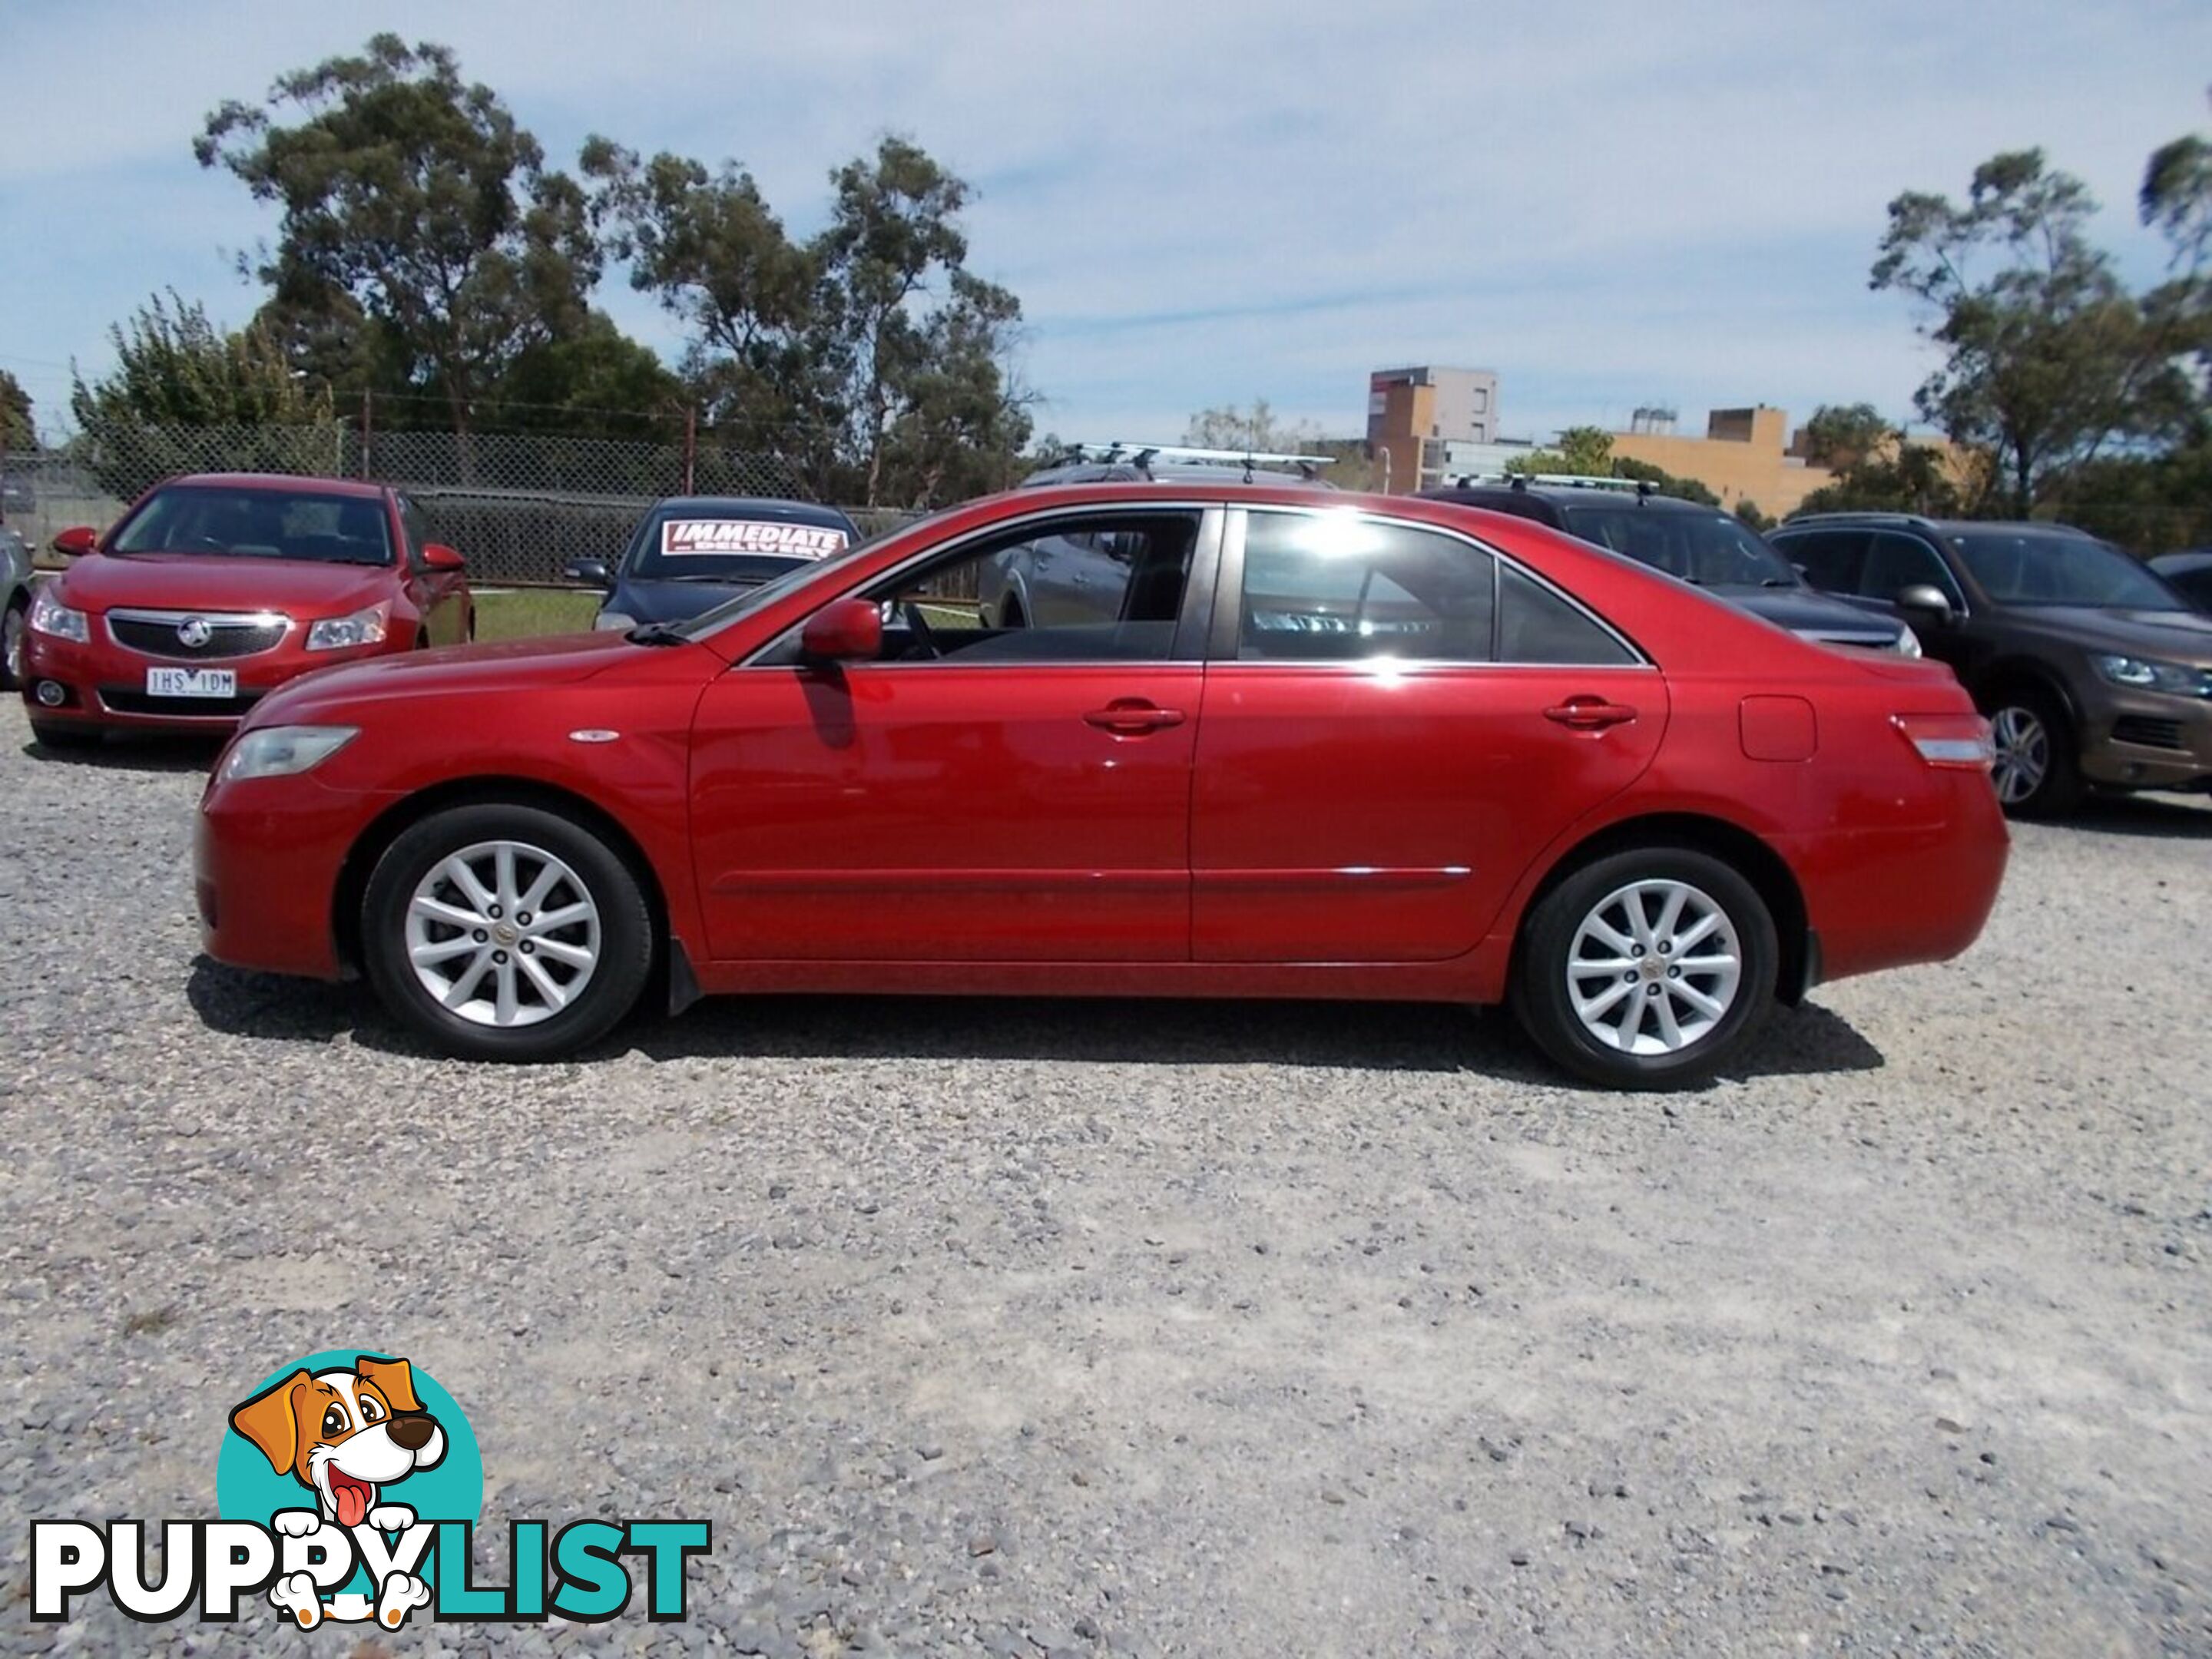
[1024,462,1333,488]
[647,495,858,526]
[1423,483,1715,515]
[2151,548,2212,571]
[162,472,389,499]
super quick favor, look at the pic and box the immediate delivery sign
[661,520,848,558]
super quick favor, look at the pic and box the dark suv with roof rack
[1770,512,2212,816]
[1419,475,1916,656]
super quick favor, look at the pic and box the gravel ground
[2,696,2208,1658]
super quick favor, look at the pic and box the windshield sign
[662,519,848,559]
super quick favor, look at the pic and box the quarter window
[1496,565,1637,665]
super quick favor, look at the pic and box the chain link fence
[0,414,904,585]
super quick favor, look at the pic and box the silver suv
[1,525,32,690]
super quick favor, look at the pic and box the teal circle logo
[217,1350,482,1601]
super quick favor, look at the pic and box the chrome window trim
[1221,505,1654,670]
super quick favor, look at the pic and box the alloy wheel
[1565,878,1743,1056]
[404,839,601,1028]
[1988,705,2048,806]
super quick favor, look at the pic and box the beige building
[1366,366,1501,493]
[1608,406,1836,517]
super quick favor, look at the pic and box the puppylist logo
[31,1350,710,1631]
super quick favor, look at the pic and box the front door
[689,506,1218,962]
[1191,508,1667,962]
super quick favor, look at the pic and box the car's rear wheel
[1985,687,2082,818]
[1,598,26,690]
[1511,846,1778,1091]
[361,803,654,1061]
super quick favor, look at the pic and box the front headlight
[1895,625,1923,657]
[306,602,391,651]
[2092,653,2210,697]
[218,725,359,783]
[593,611,637,632]
[28,587,88,644]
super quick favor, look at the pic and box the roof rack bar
[1058,441,1337,468]
[1449,471,1651,495]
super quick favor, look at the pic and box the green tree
[1796,402,1893,471]
[1609,456,1723,508]
[0,370,32,451]
[1734,498,1773,532]
[1183,399,1323,453]
[1508,425,1614,476]
[1872,150,2190,515]
[1794,442,1966,518]
[197,35,601,438]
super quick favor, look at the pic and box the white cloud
[4,0,2208,440]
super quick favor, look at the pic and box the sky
[3,0,2210,448]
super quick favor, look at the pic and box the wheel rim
[2,607,22,684]
[403,839,601,1028]
[1988,705,2048,804]
[1565,879,1743,1057]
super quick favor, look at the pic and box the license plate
[145,667,237,698]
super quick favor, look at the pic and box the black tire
[1984,684,2083,820]
[1,598,25,691]
[1510,846,1779,1091]
[28,717,101,752]
[360,803,654,1061]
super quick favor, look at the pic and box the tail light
[1892,713,1995,769]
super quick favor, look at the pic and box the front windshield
[1559,505,1796,588]
[628,509,853,584]
[1950,528,2185,610]
[111,485,393,566]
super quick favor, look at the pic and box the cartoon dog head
[229,1355,447,1528]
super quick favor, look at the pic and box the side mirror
[421,542,466,572]
[564,558,613,589]
[1894,583,1956,628]
[51,526,98,558]
[799,597,883,664]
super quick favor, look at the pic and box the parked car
[2,526,32,690]
[1770,513,2212,816]
[1420,476,1919,654]
[197,483,2008,1090]
[565,496,859,632]
[20,473,473,747]
[2150,549,2212,614]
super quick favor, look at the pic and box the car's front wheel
[1511,847,1778,1090]
[360,803,654,1060]
[1985,687,2082,818]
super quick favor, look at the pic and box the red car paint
[196,484,2006,1016]
[22,474,472,735]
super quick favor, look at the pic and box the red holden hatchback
[196,484,2007,1088]
[22,473,472,745]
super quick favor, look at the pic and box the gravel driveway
[2,697,2207,1657]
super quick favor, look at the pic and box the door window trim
[1210,505,1652,670]
[743,502,1226,668]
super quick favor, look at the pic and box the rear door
[1190,507,1665,962]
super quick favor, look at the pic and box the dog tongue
[335,1482,369,1528]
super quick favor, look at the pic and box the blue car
[566,496,861,631]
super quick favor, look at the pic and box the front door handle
[1084,698,1187,736]
[1543,696,1638,731]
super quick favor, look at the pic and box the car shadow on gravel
[2059,792,2212,839]
[18,733,224,773]
[186,958,1884,1086]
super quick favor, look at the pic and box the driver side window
[863,512,1203,664]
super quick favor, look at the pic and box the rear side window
[1239,512,1495,661]
[1777,529,1866,594]
[1497,565,1637,665]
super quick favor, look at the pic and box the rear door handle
[1084,698,1187,735]
[1544,696,1638,730]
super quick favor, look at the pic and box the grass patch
[474,587,601,641]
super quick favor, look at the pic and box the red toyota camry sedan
[22,473,472,744]
[195,484,2007,1088]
